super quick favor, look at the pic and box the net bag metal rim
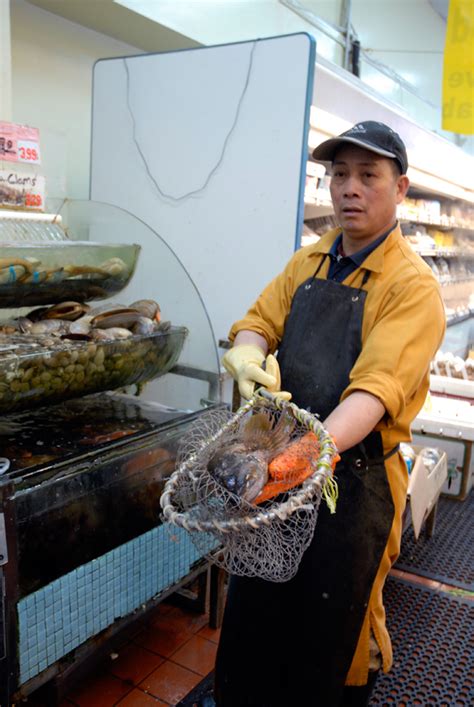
[160,390,338,534]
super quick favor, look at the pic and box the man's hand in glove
[222,344,291,401]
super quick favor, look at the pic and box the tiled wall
[17,524,211,684]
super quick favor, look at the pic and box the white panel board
[90,34,315,359]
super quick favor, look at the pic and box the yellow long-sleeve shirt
[229,224,446,683]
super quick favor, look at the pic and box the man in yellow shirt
[215,121,446,706]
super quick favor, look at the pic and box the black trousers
[339,671,379,706]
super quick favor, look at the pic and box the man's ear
[396,174,410,203]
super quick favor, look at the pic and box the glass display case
[0,200,223,704]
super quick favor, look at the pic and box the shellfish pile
[0,299,187,413]
[0,298,168,342]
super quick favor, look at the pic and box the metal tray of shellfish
[0,298,188,413]
[0,241,140,306]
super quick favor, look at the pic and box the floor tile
[133,620,192,658]
[198,624,221,644]
[139,661,201,704]
[151,605,209,636]
[115,687,168,706]
[109,643,166,684]
[65,671,132,707]
[171,635,218,676]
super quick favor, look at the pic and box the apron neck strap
[312,253,372,290]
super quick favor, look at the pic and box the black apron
[214,259,396,707]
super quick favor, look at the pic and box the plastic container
[0,326,187,413]
[0,241,141,306]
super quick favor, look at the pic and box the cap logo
[348,124,367,133]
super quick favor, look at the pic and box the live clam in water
[0,254,129,289]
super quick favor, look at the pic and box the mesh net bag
[160,390,339,582]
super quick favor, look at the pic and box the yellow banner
[442,0,474,135]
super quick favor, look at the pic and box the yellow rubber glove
[222,345,291,401]
[264,353,292,402]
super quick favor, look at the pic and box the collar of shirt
[310,222,400,274]
[328,224,397,267]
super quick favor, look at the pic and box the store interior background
[1,3,473,705]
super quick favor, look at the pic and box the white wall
[10,0,142,201]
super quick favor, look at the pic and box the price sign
[0,122,41,165]
[0,170,45,211]
[17,139,41,165]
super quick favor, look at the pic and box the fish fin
[267,413,296,458]
[242,411,294,456]
[241,412,273,446]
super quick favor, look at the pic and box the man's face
[329,144,409,245]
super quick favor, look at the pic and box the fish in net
[161,391,339,582]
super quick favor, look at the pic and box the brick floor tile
[151,606,208,635]
[115,687,168,706]
[139,661,201,704]
[198,624,221,644]
[109,643,166,684]
[65,672,132,707]
[133,621,192,659]
[171,635,217,676]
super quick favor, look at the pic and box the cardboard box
[406,446,448,539]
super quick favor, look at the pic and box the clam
[68,315,93,336]
[30,320,71,336]
[132,316,156,336]
[44,267,66,283]
[88,303,126,316]
[16,317,33,334]
[22,270,49,284]
[27,306,50,322]
[91,308,141,330]
[0,258,36,274]
[44,301,90,321]
[63,264,110,279]
[99,257,128,277]
[129,299,161,321]
[91,327,133,341]
[0,264,28,284]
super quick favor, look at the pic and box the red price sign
[25,192,43,208]
[17,139,41,164]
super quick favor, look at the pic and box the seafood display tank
[0,202,222,704]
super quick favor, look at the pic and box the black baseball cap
[312,120,408,175]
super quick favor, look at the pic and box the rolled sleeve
[341,276,446,427]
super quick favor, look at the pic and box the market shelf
[399,217,474,232]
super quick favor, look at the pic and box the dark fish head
[207,447,268,502]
